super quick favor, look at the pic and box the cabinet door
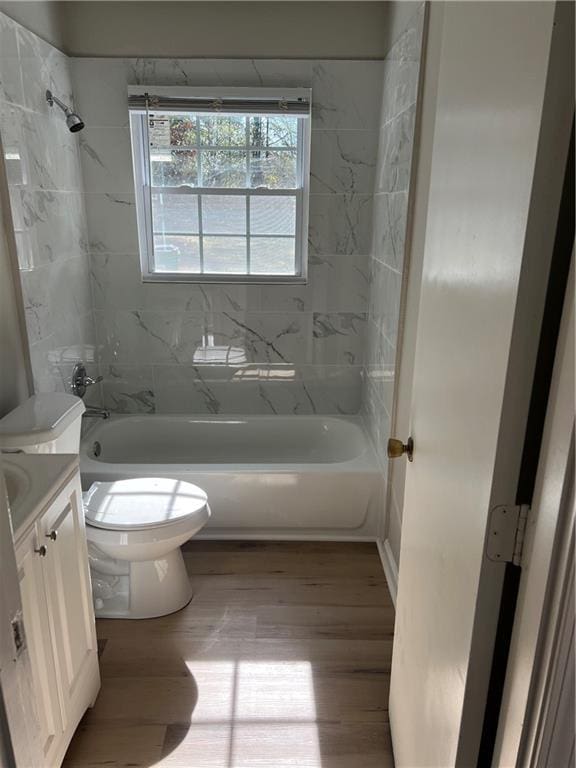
[40,475,98,724]
[16,529,64,765]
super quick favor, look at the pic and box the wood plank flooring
[63,542,395,768]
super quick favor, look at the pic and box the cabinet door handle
[34,545,47,557]
[45,530,58,542]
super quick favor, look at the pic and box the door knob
[34,545,47,557]
[387,437,414,462]
[45,530,58,541]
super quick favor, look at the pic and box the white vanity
[4,453,100,767]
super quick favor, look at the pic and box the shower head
[46,90,85,133]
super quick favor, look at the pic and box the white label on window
[149,118,170,147]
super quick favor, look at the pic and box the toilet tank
[0,394,85,454]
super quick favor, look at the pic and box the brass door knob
[387,437,414,462]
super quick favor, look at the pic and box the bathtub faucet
[84,406,110,420]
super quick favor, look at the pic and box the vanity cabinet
[15,467,100,767]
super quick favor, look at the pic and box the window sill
[141,273,308,285]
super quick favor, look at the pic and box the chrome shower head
[46,89,85,133]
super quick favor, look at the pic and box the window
[129,87,311,283]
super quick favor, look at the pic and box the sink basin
[3,460,31,512]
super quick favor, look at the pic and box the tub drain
[93,440,101,458]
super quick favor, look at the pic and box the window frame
[129,87,311,285]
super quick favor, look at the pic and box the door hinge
[486,504,530,566]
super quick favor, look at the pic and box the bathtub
[80,415,382,539]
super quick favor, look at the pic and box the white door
[388,3,569,766]
[16,529,64,765]
[40,475,98,724]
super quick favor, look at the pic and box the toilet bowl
[84,477,211,619]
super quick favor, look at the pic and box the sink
[3,460,31,513]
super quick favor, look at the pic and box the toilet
[0,393,211,619]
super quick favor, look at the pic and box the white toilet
[0,393,210,619]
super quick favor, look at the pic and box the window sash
[130,103,310,284]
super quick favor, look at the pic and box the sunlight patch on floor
[156,660,321,767]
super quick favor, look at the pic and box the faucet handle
[71,362,102,398]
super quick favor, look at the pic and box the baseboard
[377,538,399,608]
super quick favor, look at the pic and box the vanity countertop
[3,453,79,538]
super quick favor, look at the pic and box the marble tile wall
[0,12,97,395]
[362,5,425,550]
[70,57,384,415]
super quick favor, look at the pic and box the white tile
[310,130,378,194]
[309,193,373,256]
[85,192,139,254]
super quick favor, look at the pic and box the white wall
[0,1,64,50]
[59,1,408,59]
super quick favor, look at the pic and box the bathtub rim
[80,413,379,471]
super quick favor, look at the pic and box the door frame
[493,252,574,766]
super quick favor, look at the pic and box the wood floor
[63,542,395,768]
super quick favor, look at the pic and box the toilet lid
[83,477,209,530]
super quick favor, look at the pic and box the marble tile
[100,364,156,413]
[378,7,424,126]
[17,25,72,114]
[19,190,89,268]
[376,104,416,194]
[125,58,313,92]
[221,311,313,365]
[19,110,84,192]
[70,57,383,132]
[152,364,362,416]
[0,13,23,106]
[311,61,384,129]
[85,192,139,254]
[312,312,367,365]
[0,102,29,187]
[90,253,263,313]
[310,130,378,194]
[28,312,97,394]
[308,194,373,257]
[79,126,134,194]
[372,192,408,271]
[95,310,313,366]
[21,256,92,344]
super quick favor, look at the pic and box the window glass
[131,100,309,282]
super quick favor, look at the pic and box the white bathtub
[80,415,382,539]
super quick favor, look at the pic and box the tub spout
[84,406,110,420]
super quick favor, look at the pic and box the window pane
[151,149,198,186]
[250,237,296,275]
[201,150,247,187]
[153,235,200,272]
[250,116,298,148]
[250,196,296,235]
[152,193,199,233]
[202,195,246,235]
[203,236,247,273]
[149,115,197,147]
[199,115,246,147]
[250,150,297,188]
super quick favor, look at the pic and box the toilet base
[91,547,193,620]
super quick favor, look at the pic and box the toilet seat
[84,477,209,531]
